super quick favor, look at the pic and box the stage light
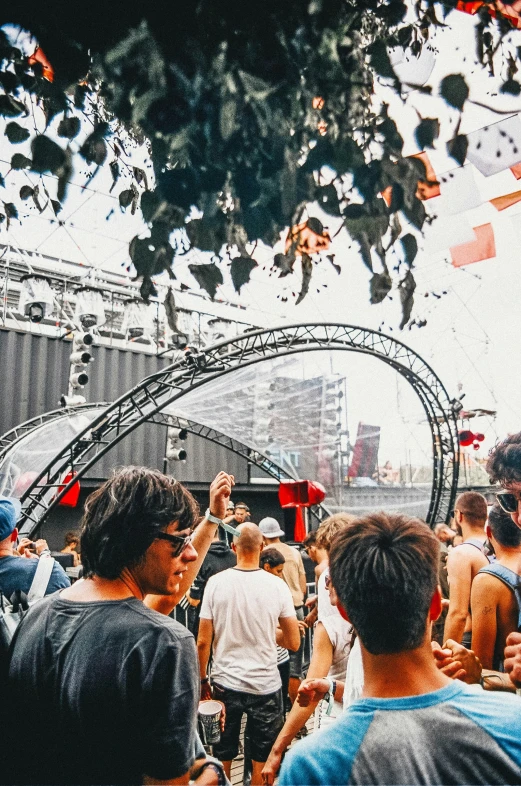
[18,275,54,323]
[59,394,87,407]
[75,287,106,329]
[165,420,188,462]
[122,299,155,339]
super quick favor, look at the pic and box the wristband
[201,676,209,684]
[204,508,224,527]
[324,677,337,716]
[39,548,51,557]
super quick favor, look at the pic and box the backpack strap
[27,555,55,602]
[478,563,521,631]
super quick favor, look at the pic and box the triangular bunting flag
[450,223,496,267]
[490,189,521,210]
[510,162,521,179]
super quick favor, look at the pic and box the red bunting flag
[457,0,521,29]
[450,223,496,267]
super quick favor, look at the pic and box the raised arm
[262,623,334,785]
[145,472,233,615]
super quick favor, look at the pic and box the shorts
[212,683,284,762]
[461,631,472,649]
[289,606,305,679]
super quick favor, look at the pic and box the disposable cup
[198,700,222,745]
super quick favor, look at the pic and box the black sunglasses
[496,492,521,514]
[155,531,194,557]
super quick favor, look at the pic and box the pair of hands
[16,537,49,559]
[504,631,521,688]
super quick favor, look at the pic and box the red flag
[293,506,306,542]
[450,223,496,267]
[457,0,521,28]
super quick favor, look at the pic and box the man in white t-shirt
[198,523,300,786]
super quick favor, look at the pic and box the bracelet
[193,761,226,786]
[204,508,224,527]
[39,548,51,557]
[325,677,337,716]
[201,676,209,684]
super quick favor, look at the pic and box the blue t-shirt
[0,555,70,598]
[280,682,521,785]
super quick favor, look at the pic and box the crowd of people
[2,434,521,784]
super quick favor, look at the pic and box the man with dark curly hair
[4,467,233,786]
[487,433,521,691]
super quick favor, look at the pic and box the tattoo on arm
[482,605,494,615]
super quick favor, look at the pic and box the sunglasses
[155,531,194,557]
[496,492,521,514]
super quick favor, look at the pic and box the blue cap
[0,496,22,541]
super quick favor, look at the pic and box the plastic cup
[198,700,222,745]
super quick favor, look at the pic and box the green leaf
[109,160,120,193]
[0,95,27,117]
[295,254,313,305]
[220,97,237,140]
[119,189,134,209]
[230,256,257,293]
[80,134,107,165]
[446,134,468,166]
[440,74,469,111]
[273,253,295,278]
[0,173,5,188]
[57,116,81,139]
[414,118,439,150]
[19,185,34,200]
[306,217,324,235]
[400,234,418,266]
[368,40,396,79]
[399,269,416,329]
[401,197,425,230]
[370,272,392,304]
[315,184,341,216]
[5,121,30,144]
[11,153,32,170]
[188,263,224,299]
[31,136,66,175]
[501,78,521,96]
[140,190,161,222]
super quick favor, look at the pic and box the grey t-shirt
[5,594,199,784]
[280,682,521,785]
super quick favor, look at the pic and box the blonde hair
[315,513,354,552]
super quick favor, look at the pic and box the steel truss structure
[1,404,330,537]
[9,323,459,537]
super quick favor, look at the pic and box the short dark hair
[64,531,79,547]
[488,504,521,548]
[329,512,440,655]
[80,466,199,579]
[487,433,521,486]
[455,491,487,522]
[260,547,285,569]
[302,531,317,549]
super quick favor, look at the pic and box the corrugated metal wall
[0,328,248,482]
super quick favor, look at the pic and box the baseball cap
[226,501,235,511]
[258,517,285,538]
[0,495,22,541]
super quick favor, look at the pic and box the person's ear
[10,527,18,543]
[429,585,442,622]
[231,542,237,553]
[336,600,352,624]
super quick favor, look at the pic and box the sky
[2,8,521,468]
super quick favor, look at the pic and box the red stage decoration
[293,506,306,542]
[456,0,521,29]
[58,472,81,507]
[450,223,496,267]
[28,47,55,82]
[278,479,326,508]
[459,430,485,450]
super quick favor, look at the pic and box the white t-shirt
[317,568,340,622]
[321,614,353,682]
[200,567,296,694]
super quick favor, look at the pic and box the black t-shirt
[4,594,199,785]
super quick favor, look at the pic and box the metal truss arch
[14,323,459,535]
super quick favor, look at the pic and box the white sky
[2,9,521,465]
